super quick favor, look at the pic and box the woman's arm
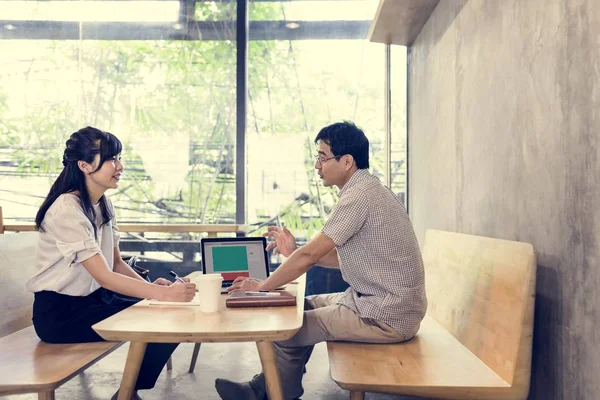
[82,253,196,302]
[113,246,147,282]
[112,247,185,286]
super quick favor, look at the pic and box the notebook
[225,291,296,308]
[201,237,271,293]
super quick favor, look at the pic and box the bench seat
[0,326,122,396]
[328,316,509,398]
[327,230,536,400]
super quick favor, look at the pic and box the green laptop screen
[211,246,249,272]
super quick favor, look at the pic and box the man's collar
[338,169,370,197]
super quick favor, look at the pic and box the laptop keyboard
[222,281,233,288]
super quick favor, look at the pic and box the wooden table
[92,273,305,400]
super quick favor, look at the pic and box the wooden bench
[0,206,248,397]
[327,230,536,400]
[0,230,123,400]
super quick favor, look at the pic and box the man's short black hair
[314,121,369,169]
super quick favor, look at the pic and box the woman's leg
[134,342,178,390]
[33,290,136,343]
[33,290,178,390]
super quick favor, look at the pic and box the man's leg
[216,293,344,400]
[252,295,408,399]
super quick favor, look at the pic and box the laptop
[200,237,271,293]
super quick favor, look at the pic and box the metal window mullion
[406,47,410,213]
[235,0,248,231]
[384,44,391,189]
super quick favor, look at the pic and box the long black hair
[35,126,123,239]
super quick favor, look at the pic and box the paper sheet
[147,300,200,306]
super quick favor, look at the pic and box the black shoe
[215,378,263,400]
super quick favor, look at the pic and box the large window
[1,1,238,225]
[0,0,407,272]
[391,45,408,207]
[246,1,386,241]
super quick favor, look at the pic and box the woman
[26,126,196,399]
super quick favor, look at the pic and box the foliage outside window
[0,1,406,249]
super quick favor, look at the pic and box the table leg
[189,343,202,373]
[37,391,55,400]
[350,391,365,400]
[256,340,283,400]
[118,341,147,400]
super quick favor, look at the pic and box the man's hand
[227,276,262,292]
[263,226,297,257]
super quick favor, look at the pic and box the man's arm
[315,247,339,269]
[263,226,339,268]
[257,232,337,291]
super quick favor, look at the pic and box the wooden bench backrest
[423,230,536,386]
[0,231,38,338]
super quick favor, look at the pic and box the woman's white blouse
[26,193,120,296]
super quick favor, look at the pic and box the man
[216,121,427,400]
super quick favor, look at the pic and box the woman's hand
[153,277,172,286]
[153,276,190,286]
[161,281,196,302]
[227,277,262,292]
[262,226,297,257]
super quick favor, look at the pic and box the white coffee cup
[194,274,223,313]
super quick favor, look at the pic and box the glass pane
[195,0,235,21]
[247,1,386,248]
[0,3,236,227]
[391,45,408,206]
[250,0,378,21]
[0,1,180,22]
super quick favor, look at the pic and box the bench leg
[166,356,173,371]
[349,391,365,400]
[38,391,55,400]
[189,343,201,373]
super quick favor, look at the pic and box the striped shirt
[322,169,427,337]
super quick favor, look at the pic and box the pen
[245,291,281,297]
[169,270,186,284]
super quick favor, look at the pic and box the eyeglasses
[315,154,341,166]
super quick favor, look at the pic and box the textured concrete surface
[1,342,417,400]
[409,0,600,399]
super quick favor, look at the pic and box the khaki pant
[251,292,410,399]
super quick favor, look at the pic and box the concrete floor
[2,342,418,400]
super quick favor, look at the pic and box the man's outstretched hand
[263,226,298,257]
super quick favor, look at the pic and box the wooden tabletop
[92,272,306,343]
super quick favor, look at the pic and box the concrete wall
[408,0,599,398]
